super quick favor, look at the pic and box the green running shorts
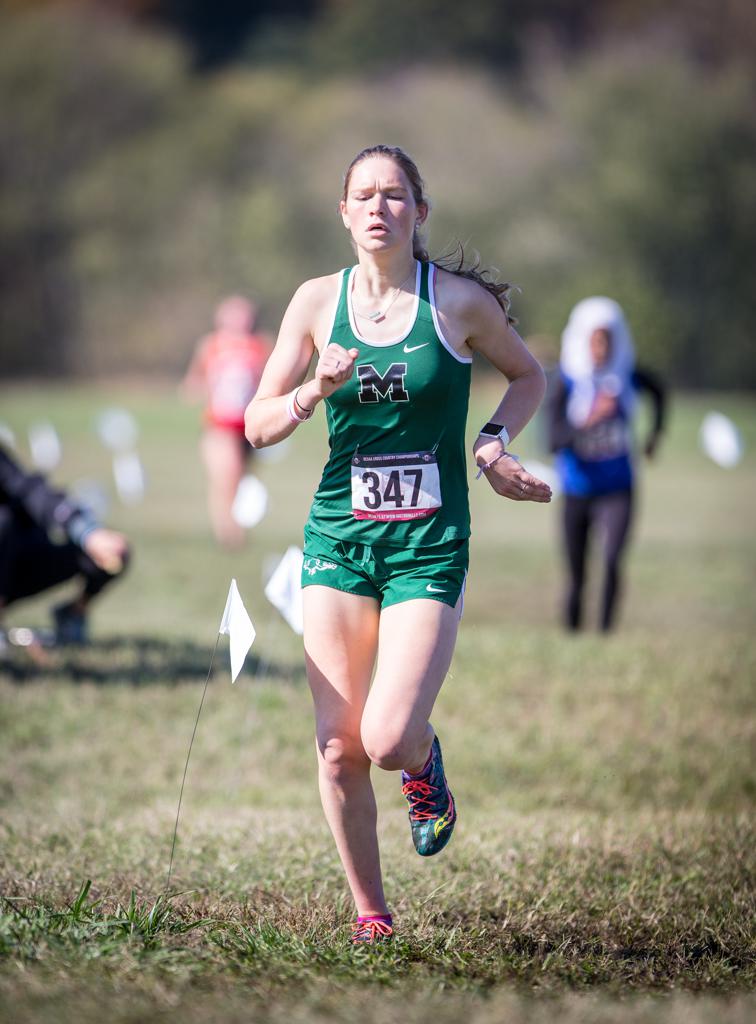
[301,522,468,611]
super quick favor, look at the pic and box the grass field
[0,379,754,1023]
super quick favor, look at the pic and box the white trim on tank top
[323,269,345,346]
[346,261,422,348]
[429,265,473,365]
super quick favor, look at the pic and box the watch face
[480,422,504,436]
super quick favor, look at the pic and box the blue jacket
[548,369,665,498]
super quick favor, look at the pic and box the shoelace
[400,779,439,821]
[351,919,393,944]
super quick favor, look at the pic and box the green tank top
[307,260,472,548]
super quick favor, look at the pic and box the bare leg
[304,589,461,915]
[360,598,461,774]
[200,428,246,548]
[303,586,386,916]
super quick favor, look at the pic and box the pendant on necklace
[355,268,414,323]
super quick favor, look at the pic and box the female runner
[246,145,551,944]
[183,295,271,548]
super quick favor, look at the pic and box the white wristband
[286,388,313,424]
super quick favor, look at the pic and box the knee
[317,733,369,785]
[360,721,421,772]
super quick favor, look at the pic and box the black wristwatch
[478,421,510,445]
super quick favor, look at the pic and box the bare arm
[468,301,547,445]
[245,276,359,448]
[438,273,550,503]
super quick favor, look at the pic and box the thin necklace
[352,267,416,324]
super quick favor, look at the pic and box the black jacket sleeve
[546,373,577,453]
[632,367,667,442]
[0,446,99,546]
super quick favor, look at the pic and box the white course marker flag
[264,546,304,635]
[166,577,257,891]
[113,450,146,504]
[219,578,256,682]
[28,421,62,472]
[231,474,268,529]
[699,411,744,469]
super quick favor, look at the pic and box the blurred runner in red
[183,296,272,548]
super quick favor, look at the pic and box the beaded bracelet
[475,450,518,479]
[286,388,314,425]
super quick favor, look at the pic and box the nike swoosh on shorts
[426,583,446,593]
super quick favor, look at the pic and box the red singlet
[198,331,270,431]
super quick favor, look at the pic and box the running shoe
[51,601,89,645]
[351,918,393,945]
[401,735,457,857]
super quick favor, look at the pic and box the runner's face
[589,328,612,368]
[216,298,254,333]
[340,156,426,254]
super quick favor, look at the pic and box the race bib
[574,419,631,461]
[351,450,442,522]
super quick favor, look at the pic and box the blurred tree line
[1,0,755,386]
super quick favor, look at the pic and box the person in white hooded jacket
[548,297,666,631]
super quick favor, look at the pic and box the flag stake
[165,632,220,892]
[165,579,255,892]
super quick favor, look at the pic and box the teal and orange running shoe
[401,735,457,857]
[351,916,393,945]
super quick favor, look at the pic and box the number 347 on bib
[351,450,442,522]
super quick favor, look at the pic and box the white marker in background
[231,474,268,528]
[113,451,146,504]
[0,423,17,451]
[699,412,744,469]
[264,546,304,635]
[96,407,139,452]
[96,407,146,503]
[28,422,62,472]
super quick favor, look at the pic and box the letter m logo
[357,363,409,404]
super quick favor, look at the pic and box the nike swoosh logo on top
[426,583,446,593]
[404,342,429,353]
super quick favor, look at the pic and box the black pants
[561,490,633,631]
[0,509,125,608]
